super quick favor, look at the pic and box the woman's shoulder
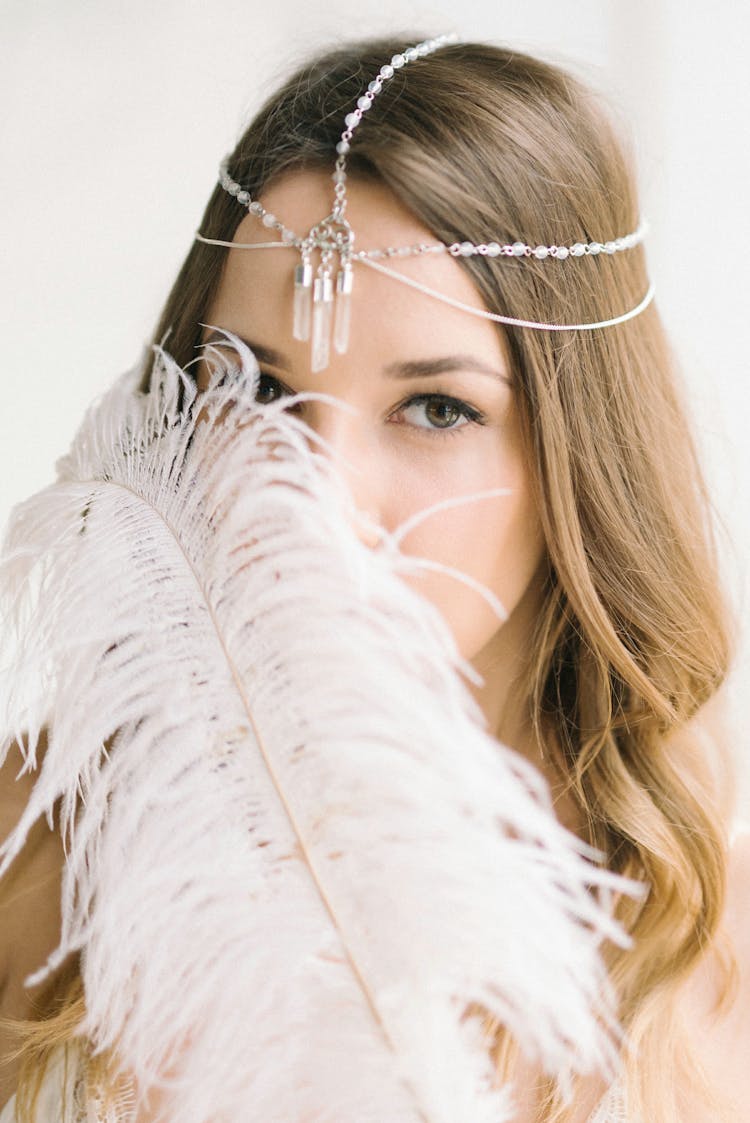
[674,822,750,1119]
[727,822,750,935]
[0,731,64,968]
[723,823,750,1004]
[0,730,66,1113]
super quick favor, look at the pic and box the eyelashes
[254,372,295,407]
[253,372,487,437]
[393,392,486,436]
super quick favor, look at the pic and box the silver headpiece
[196,33,653,371]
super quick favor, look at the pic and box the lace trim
[0,1045,137,1123]
[586,1078,629,1123]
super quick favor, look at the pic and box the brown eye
[394,393,485,436]
[424,398,462,428]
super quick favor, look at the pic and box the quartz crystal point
[311,273,334,372]
[333,263,353,355]
[293,261,313,342]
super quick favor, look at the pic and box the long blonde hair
[7,35,736,1121]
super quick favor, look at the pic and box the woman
[1,32,748,1123]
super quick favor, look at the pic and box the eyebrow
[204,330,290,371]
[383,355,511,385]
[204,330,510,385]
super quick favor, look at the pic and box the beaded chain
[195,33,654,366]
[214,30,646,265]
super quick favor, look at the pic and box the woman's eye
[255,372,294,406]
[396,394,485,434]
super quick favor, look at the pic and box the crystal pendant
[293,260,313,341]
[333,262,353,354]
[311,273,334,372]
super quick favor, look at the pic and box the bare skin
[0,732,67,1109]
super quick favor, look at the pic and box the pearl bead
[357,95,372,110]
[486,242,501,257]
[405,47,418,61]
[249,202,263,216]
[380,64,394,78]
[228,183,240,196]
[533,245,549,259]
[555,246,569,259]
[262,213,276,227]
[588,242,602,255]
[458,241,474,256]
[368,79,382,94]
[344,112,359,128]
[236,191,250,204]
[391,54,405,68]
[336,140,350,155]
[511,241,527,256]
[570,243,586,257]
[604,241,616,254]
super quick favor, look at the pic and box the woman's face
[199,168,546,663]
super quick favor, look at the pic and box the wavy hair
[6,34,737,1122]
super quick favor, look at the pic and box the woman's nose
[304,402,383,547]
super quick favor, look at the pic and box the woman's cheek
[390,494,541,660]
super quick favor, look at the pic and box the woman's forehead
[255,167,435,251]
[214,169,510,371]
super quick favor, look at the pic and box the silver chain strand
[330,34,458,226]
[216,156,647,263]
[195,33,655,355]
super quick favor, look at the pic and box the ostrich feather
[0,336,639,1123]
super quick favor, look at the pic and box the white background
[1,1,748,809]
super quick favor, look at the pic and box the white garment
[0,1045,135,1123]
[0,1046,78,1122]
[586,1079,628,1122]
[0,1045,624,1123]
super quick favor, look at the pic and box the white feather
[0,336,640,1123]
